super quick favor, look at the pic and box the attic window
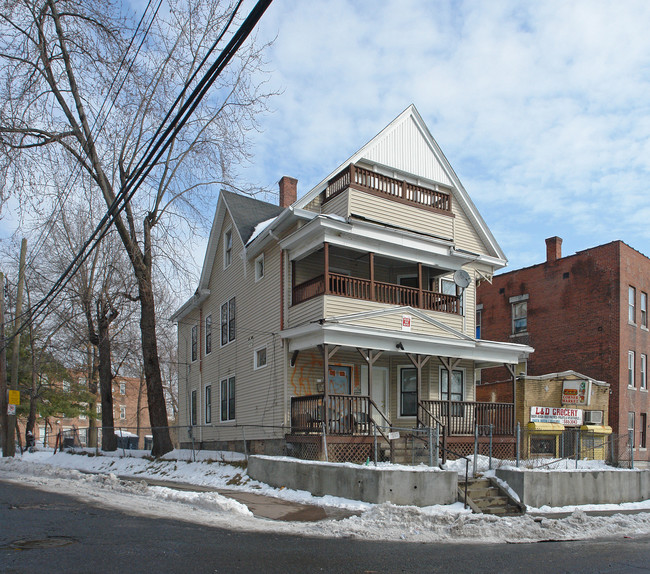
[255,253,264,282]
[224,229,232,268]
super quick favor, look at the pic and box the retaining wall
[248,456,457,506]
[496,468,650,507]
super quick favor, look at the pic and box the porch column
[407,353,430,427]
[324,242,330,295]
[505,363,517,432]
[321,343,329,429]
[439,357,461,437]
[418,262,423,309]
[369,252,375,301]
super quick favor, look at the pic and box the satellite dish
[453,269,471,289]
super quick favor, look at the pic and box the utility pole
[0,271,8,456]
[6,239,27,456]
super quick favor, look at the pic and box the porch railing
[290,394,390,439]
[420,400,514,436]
[292,272,460,314]
[324,163,452,214]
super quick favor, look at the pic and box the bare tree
[0,0,274,455]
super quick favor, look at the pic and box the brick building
[477,237,649,465]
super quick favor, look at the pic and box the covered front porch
[282,309,532,462]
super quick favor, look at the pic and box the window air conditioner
[584,411,603,425]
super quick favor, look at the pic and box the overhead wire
[6,0,273,344]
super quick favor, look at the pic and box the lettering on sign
[562,379,590,406]
[388,431,400,441]
[401,315,412,332]
[8,390,20,405]
[530,406,583,426]
[7,404,16,415]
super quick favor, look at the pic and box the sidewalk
[119,476,359,522]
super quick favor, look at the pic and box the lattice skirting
[446,436,516,460]
[285,435,375,464]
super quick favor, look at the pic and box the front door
[328,365,351,394]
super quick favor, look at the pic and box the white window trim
[255,253,265,282]
[397,365,417,419]
[439,366,466,402]
[254,345,268,370]
[223,227,233,269]
[191,324,198,362]
[642,354,648,390]
[220,376,236,423]
[204,384,212,424]
[220,298,236,347]
[629,351,636,388]
[119,383,126,395]
[119,405,126,420]
[629,286,636,325]
[205,314,212,355]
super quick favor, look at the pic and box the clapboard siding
[348,189,454,240]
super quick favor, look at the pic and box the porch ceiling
[279,215,471,270]
[280,322,533,367]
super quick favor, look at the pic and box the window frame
[642,354,647,390]
[629,286,636,324]
[220,297,236,346]
[640,413,647,450]
[220,376,236,422]
[642,292,648,328]
[205,314,212,355]
[119,382,126,395]
[476,308,482,339]
[224,228,232,268]
[254,345,268,370]
[255,253,265,282]
[119,405,126,420]
[511,301,527,335]
[629,350,636,388]
[398,366,417,418]
[205,384,212,424]
[190,390,197,426]
[191,324,198,362]
[628,411,635,448]
[440,367,465,416]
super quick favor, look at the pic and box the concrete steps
[459,477,525,516]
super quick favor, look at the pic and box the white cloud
[245,0,650,269]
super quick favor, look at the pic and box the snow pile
[1,448,650,544]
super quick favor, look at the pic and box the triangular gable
[197,190,283,292]
[295,105,506,263]
[325,306,474,342]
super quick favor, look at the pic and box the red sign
[402,315,411,331]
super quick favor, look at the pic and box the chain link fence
[46,422,637,472]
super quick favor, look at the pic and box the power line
[6,0,274,346]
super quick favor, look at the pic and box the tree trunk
[139,283,173,456]
[87,345,98,448]
[98,306,117,452]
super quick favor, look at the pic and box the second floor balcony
[291,243,463,315]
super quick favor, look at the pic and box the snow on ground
[2,448,650,544]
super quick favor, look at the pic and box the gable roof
[295,104,506,263]
[221,189,284,245]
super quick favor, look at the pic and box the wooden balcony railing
[292,272,460,314]
[291,395,514,438]
[290,394,387,436]
[325,163,452,214]
[419,400,514,436]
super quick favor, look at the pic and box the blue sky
[239,0,650,272]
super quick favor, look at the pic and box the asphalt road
[2,479,650,574]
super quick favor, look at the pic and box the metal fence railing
[24,421,637,472]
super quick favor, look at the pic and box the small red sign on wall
[402,315,411,331]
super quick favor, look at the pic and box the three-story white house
[173,105,532,461]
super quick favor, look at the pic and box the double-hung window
[642,292,648,328]
[441,368,464,416]
[629,351,636,387]
[221,376,235,421]
[254,346,267,369]
[224,229,232,268]
[205,385,212,424]
[205,315,212,355]
[190,390,197,426]
[191,324,198,362]
[629,286,636,323]
[642,354,648,390]
[221,298,236,346]
[399,368,417,417]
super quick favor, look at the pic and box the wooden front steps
[459,477,525,516]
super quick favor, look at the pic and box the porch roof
[280,320,533,368]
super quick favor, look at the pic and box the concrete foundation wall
[248,456,457,506]
[496,468,650,507]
